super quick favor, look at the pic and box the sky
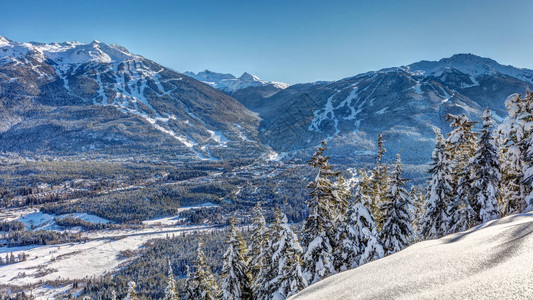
[2,0,533,84]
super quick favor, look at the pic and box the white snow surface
[0,224,212,288]
[185,70,289,92]
[291,212,533,300]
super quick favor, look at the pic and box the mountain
[0,36,267,161]
[291,212,533,300]
[2,36,532,173]
[248,54,533,170]
[184,70,290,112]
[184,70,289,93]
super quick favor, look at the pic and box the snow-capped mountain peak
[0,36,140,65]
[185,69,289,92]
[239,72,260,81]
[403,53,533,83]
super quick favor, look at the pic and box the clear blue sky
[2,0,533,84]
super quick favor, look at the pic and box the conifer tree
[182,266,196,300]
[380,154,414,255]
[517,90,533,211]
[470,108,501,222]
[445,114,478,184]
[163,260,179,300]
[370,132,389,228]
[248,202,268,293]
[190,241,219,300]
[302,141,338,284]
[253,212,280,300]
[222,218,252,300]
[496,92,533,214]
[421,128,453,239]
[124,281,138,300]
[270,208,308,300]
[409,186,426,242]
[339,190,383,270]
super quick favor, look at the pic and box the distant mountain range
[2,35,532,174]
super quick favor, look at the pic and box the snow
[55,213,112,224]
[1,208,112,231]
[291,212,533,300]
[142,203,219,226]
[16,211,56,230]
[0,224,213,288]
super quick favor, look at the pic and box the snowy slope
[185,70,289,92]
[291,212,533,300]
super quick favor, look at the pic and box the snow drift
[291,212,533,299]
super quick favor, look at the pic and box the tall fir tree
[163,260,179,300]
[370,132,389,229]
[269,208,308,300]
[221,218,252,300]
[496,92,533,214]
[421,127,453,239]
[124,281,138,300]
[248,202,268,295]
[516,90,533,211]
[338,185,383,270]
[189,241,220,300]
[302,141,338,284]
[470,108,501,222]
[380,154,414,255]
[332,173,351,271]
[409,186,426,242]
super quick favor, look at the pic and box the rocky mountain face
[249,54,533,170]
[0,36,267,160]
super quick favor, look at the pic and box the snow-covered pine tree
[222,218,252,300]
[470,108,501,222]
[517,90,533,211]
[302,141,338,284]
[332,173,351,272]
[370,133,389,229]
[339,189,383,270]
[190,241,220,300]
[163,260,179,300]
[409,186,426,242]
[182,266,196,300]
[124,281,138,300]
[496,92,533,214]
[421,127,453,239]
[270,208,308,300]
[333,174,350,219]
[247,203,268,291]
[380,154,414,255]
[447,175,477,234]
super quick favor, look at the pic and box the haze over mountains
[1,35,532,170]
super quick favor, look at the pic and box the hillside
[291,212,533,300]
[250,54,533,167]
[0,36,267,161]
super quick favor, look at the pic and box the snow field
[291,212,533,300]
